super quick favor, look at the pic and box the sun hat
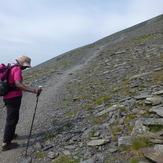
[16,55,31,67]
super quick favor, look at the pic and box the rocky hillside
[0,14,163,163]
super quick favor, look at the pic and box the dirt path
[0,46,102,163]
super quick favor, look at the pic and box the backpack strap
[7,64,20,92]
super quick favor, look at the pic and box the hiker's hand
[35,88,42,96]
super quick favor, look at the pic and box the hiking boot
[1,142,18,151]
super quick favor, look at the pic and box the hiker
[1,55,42,151]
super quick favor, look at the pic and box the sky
[0,0,163,66]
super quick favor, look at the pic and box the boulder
[87,139,110,146]
[142,118,163,126]
[118,136,132,147]
[149,106,163,117]
[145,96,162,106]
[131,120,148,136]
[141,145,163,163]
[95,105,124,117]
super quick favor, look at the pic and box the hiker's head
[16,55,31,70]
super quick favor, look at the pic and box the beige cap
[16,55,31,67]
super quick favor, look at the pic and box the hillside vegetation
[0,14,163,163]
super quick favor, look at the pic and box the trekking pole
[25,86,42,157]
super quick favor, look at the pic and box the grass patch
[130,137,152,155]
[47,133,54,139]
[149,125,163,132]
[92,113,108,125]
[124,114,136,123]
[65,110,77,118]
[112,89,119,94]
[152,70,163,84]
[93,117,104,125]
[56,127,63,133]
[111,127,122,139]
[129,157,146,163]
[90,130,96,137]
[38,152,44,158]
[85,104,94,111]
[105,157,116,162]
[65,122,72,128]
[52,155,80,163]
[92,94,111,105]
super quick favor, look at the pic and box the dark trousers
[3,96,22,143]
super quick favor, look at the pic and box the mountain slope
[0,14,163,163]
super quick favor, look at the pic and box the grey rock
[95,153,105,162]
[73,156,79,159]
[95,105,124,117]
[82,128,92,139]
[42,145,53,151]
[141,147,163,163]
[80,158,94,163]
[134,95,150,100]
[63,135,73,142]
[47,152,57,159]
[109,147,119,153]
[118,136,132,147]
[63,150,71,155]
[131,120,148,136]
[149,106,163,117]
[114,50,126,55]
[129,72,151,80]
[87,139,110,146]
[141,130,163,143]
[152,90,163,96]
[35,142,42,150]
[103,71,110,75]
[119,116,126,125]
[145,96,162,105]
[18,157,32,163]
[65,145,76,149]
[142,118,163,126]
[149,138,163,144]
[109,117,116,124]
[154,144,163,153]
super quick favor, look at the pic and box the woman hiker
[1,55,42,151]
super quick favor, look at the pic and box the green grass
[56,127,63,133]
[92,117,104,125]
[129,157,146,163]
[149,125,163,132]
[124,114,136,123]
[52,155,80,163]
[38,152,44,158]
[65,110,77,118]
[65,122,72,128]
[130,137,152,155]
[152,70,163,84]
[92,113,108,125]
[85,104,94,111]
[47,133,54,139]
[91,94,111,106]
[111,127,122,139]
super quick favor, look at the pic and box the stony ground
[0,15,163,163]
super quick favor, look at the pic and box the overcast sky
[0,0,163,66]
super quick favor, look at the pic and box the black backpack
[0,64,18,96]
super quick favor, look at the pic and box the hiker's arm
[15,80,36,93]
